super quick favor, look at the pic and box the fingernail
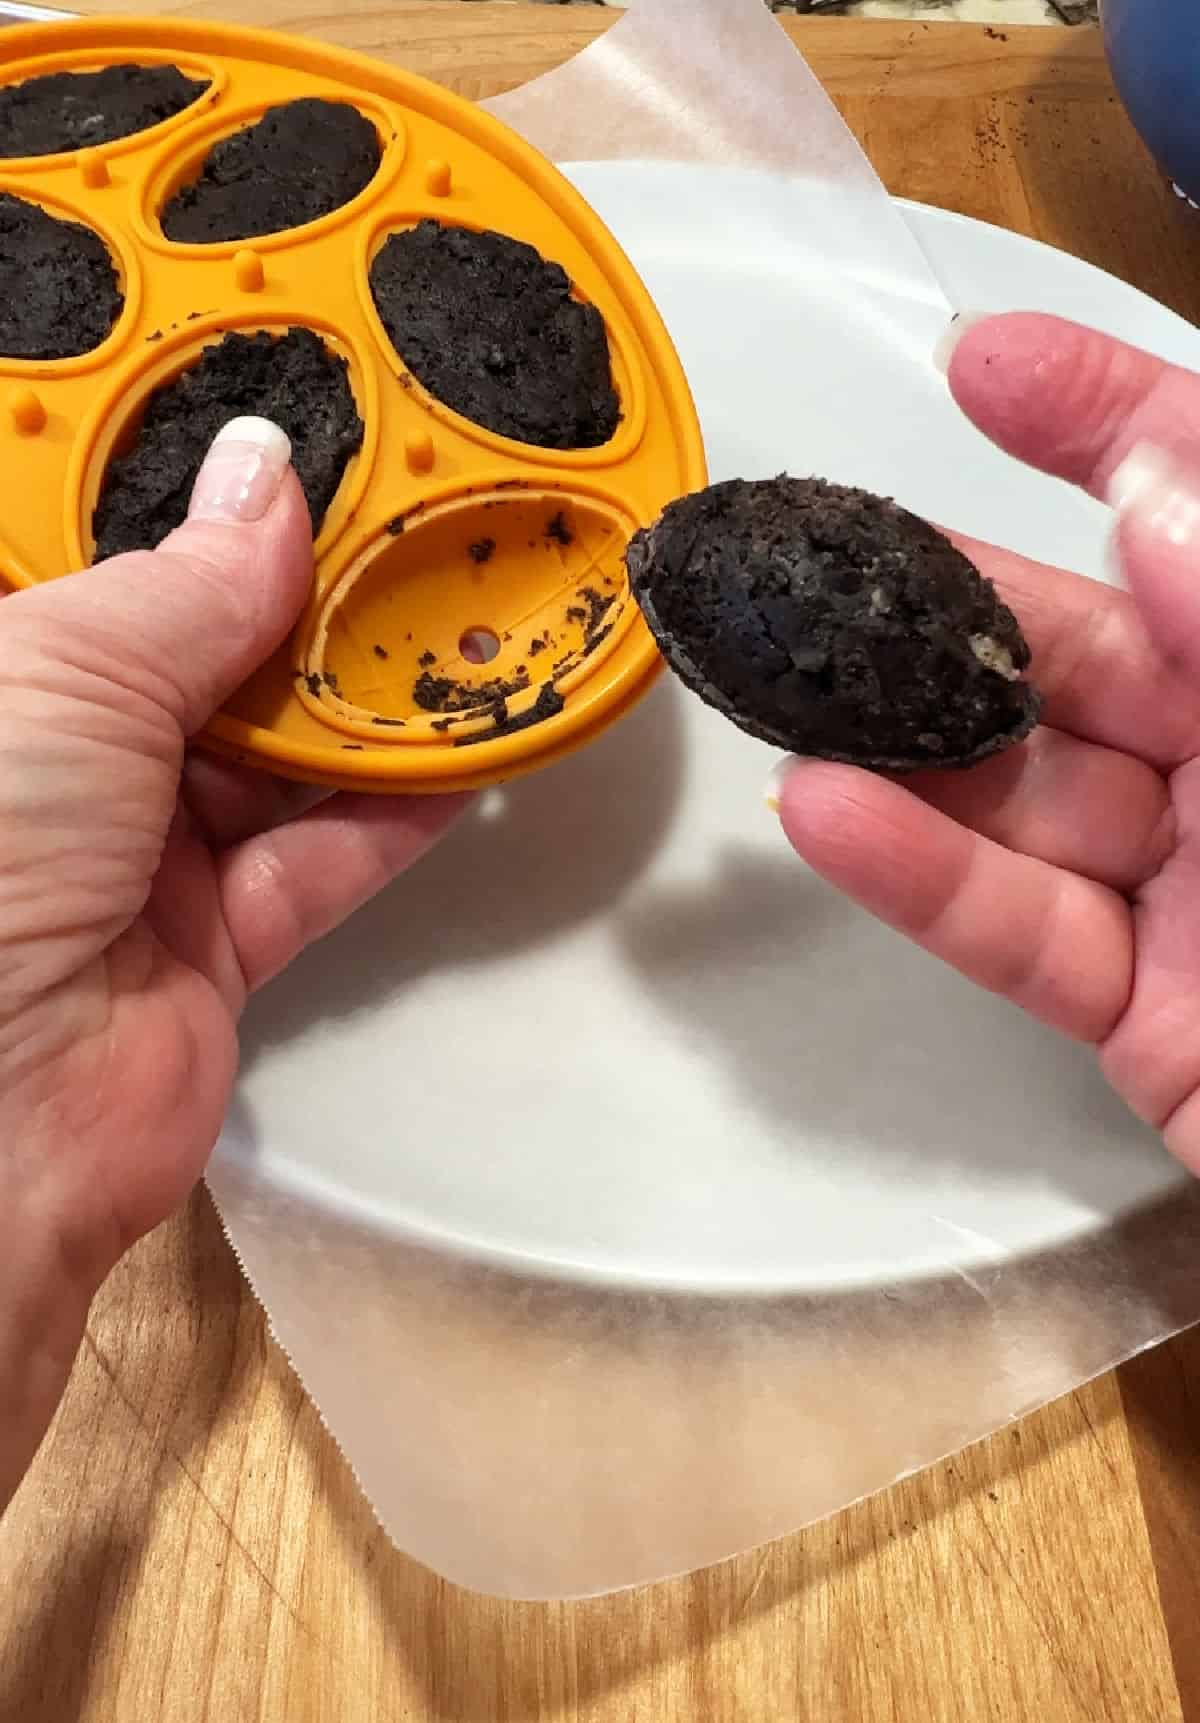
[1107,441,1200,552]
[188,416,292,524]
[764,756,793,813]
[933,310,988,376]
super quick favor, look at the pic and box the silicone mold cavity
[0,178,141,375]
[147,95,400,253]
[297,487,636,750]
[0,49,222,168]
[358,210,646,471]
[71,313,376,568]
[0,15,705,793]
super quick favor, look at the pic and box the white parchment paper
[208,0,1200,1598]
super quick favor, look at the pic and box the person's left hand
[0,417,466,1508]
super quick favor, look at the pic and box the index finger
[946,313,1200,497]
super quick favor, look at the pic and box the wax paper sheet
[203,0,1200,1599]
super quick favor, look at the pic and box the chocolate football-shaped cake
[625,476,1040,771]
[369,220,620,450]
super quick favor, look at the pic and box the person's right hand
[773,313,1200,1173]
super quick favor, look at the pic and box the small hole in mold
[460,628,501,665]
[310,490,635,726]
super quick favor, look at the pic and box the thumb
[1108,443,1200,680]
[7,416,313,735]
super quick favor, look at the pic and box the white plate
[221,162,1198,1296]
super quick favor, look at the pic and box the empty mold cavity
[0,191,122,360]
[0,63,209,158]
[91,326,363,560]
[302,489,633,738]
[368,221,620,450]
[160,99,382,244]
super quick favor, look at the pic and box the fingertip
[773,757,901,867]
[946,312,1083,454]
[946,312,1169,492]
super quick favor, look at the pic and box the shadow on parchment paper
[615,844,1162,1216]
[239,679,688,1065]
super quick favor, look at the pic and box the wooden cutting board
[3,12,1200,1721]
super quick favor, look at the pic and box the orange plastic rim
[0,16,706,792]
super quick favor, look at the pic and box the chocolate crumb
[373,643,389,660]
[454,681,566,747]
[418,650,436,668]
[469,537,496,565]
[579,586,614,634]
[304,672,323,698]
[546,511,573,546]
[386,515,405,536]
[414,667,530,713]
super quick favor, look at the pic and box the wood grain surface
[4,12,1200,1720]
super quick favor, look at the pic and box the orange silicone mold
[0,16,706,792]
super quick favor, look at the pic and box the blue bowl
[1103,0,1200,202]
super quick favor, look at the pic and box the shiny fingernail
[1108,441,1200,552]
[764,756,793,813]
[188,416,292,524]
[933,310,988,376]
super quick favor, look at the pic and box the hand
[775,313,1200,1176]
[0,419,465,1508]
